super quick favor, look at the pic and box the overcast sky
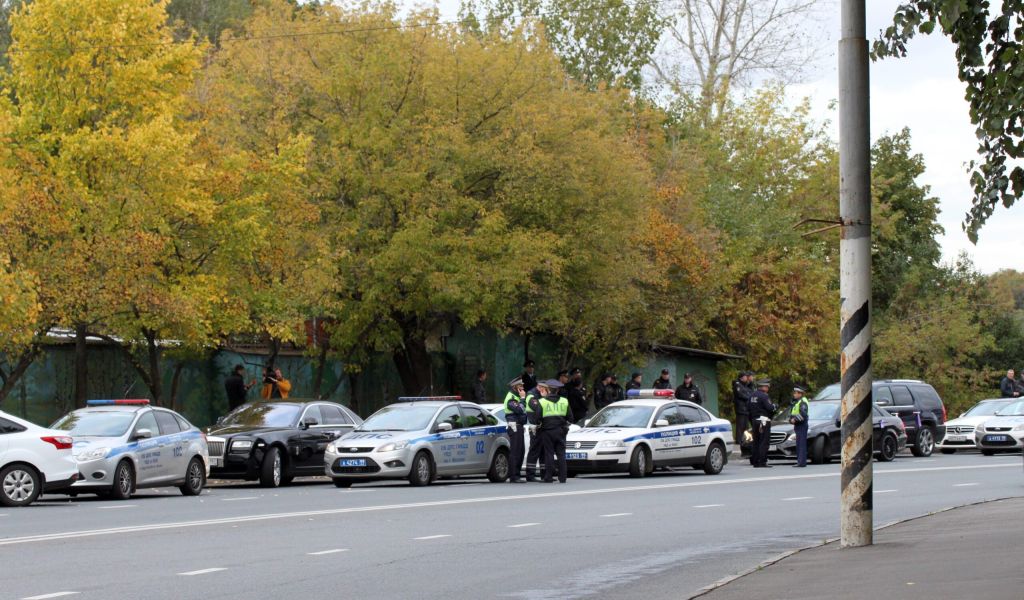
[405,0,1020,274]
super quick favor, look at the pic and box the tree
[0,0,25,72]
[873,1,1024,242]
[166,0,254,44]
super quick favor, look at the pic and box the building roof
[650,344,744,362]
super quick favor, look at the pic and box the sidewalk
[695,497,1024,600]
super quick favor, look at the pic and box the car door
[0,416,17,456]
[292,405,324,472]
[679,405,712,461]
[458,405,494,473]
[888,385,917,434]
[312,404,356,465]
[153,410,188,484]
[430,405,465,475]
[652,404,685,465]
[130,411,163,485]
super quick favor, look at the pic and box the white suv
[1,410,80,507]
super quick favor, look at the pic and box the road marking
[876,489,898,494]
[22,593,79,600]
[508,523,540,528]
[414,534,452,540]
[953,483,979,487]
[178,568,227,576]
[97,504,138,509]
[693,504,724,508]
[600,513,632,518]
[782,497,813,501]
[221,497,258,502]
[4,462,1015,547]
[308,549,349,556]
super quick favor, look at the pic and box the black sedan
[767,401,907,464]
[207,400,362,487]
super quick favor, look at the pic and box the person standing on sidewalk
[674,373,702,405]
[653,369,672,390]
[521,360,538,394]
[471,369,488,404]
[503,378,528,483]
[625,372,643,393]
[732,371,754,456]
[748,379,776,468]
[788,386,809,468]
[224,364,256,411]
[565,368,588,425]
[1000,369,1020,398]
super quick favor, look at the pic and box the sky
[404,0,1021,274]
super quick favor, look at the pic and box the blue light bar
[625,389,674,398]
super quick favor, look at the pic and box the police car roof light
[395,396,462,403]
[625,389,674,398]
[86,399,151,406]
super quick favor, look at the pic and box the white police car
[51,400,209,500]
[565,391,732,477]
[325,397,511,487]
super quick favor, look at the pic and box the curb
[686,495,1021,599]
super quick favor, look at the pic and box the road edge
[685,495,1021,599]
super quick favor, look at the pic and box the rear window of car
[155,411,182,435]
[910,385,943,411]
[174,415,192,431]
[0,417,26,434]
[320,405,351,426]
[891,385,914,406]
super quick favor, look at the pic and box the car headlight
[377,440,409,453]
[975,424,986,435]
[231,440,254,452]
[326,442,337,453]
[75,447,111,461]
[596,440,625,448]
[1013,424,1024,432]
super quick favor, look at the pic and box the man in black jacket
[732,371,753,456]
[625,372,643,393]
[224,365,254,411]
[674,373,703,405]
[521,360,538,393]
[1000,369,1021,398]
[471,369,488,404]
[653,369,672,390]
[565,368,588,425]
[593,374,614,411]
[748,379,777,468]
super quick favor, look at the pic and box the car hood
[209,425,294,437]
[568,427,640,440]
[944,416,994,428]
[981,416,1024,427]
[338,430,424,443]
[71,436,127,453]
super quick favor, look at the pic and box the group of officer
[732,372,811,468]
[502,374,574,484]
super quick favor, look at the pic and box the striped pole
[839,0,873,548]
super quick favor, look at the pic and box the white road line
[953,483,979,487]
[600,513,632,518]
[693,504,724,508]
[178,568,227,576]
[782,497,813,501]
[22,593,79,600]
[308,549,349,556]
[507,523,540,528]
[221,497,258,502]
[414,534,452,540]
[4,462,1015,547]
[876,489,898,494]
[97,504,138,510]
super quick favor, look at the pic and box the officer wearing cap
[536,379,574,483]
[748,378,777,468]
[565,367,588,425]
[732,371,754,456]
[674,373,702,405]
[593,373,614,411]
[503,378,529,482]
[625,372,643,392]
[521,359,538,394]
[524,385,545,482]
[653,369,672,390]
[788,385,810,468]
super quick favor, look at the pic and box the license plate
[770,445,779,452]
[566,452,588,460]
[988,435,1007,442]
[210,458,221,467]
[339,459,367,467]
[946,435,966,442]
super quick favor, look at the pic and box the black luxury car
[767,400,908,464]
[207,400,363,487]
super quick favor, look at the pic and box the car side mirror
[958,413,965,419]
[436,422,453,433]
[835,419,841,428]
[133,428,153,440]
[583,419,591,427]
[215,416,224,426]
[655,419,669,428]
[300,418,318,430]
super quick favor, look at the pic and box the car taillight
[942,405,947,423]
[41,436,73,450]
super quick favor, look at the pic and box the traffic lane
[4,459,1020,600]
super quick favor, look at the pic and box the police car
[325,397,511,487]
[565,390,732,477]
[51,400,209,500]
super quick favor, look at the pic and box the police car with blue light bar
[50,400,210,500]
[565,390,732,476]
[324,397,511,487]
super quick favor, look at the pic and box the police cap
[524,359,536,368]
[755,378,771,387]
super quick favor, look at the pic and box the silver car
[51,400,209,500]
[324,399,510,487]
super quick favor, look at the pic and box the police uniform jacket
[539,396,574,431]
[748,391,776,420]
[732,379,752,415]
[565,381,587,418]
[521,372,538,393]
[503,391,529,425]
[674,383,702,405]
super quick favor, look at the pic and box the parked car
[768,401,907,463]
[975,400,1024,455]
[51,400,209,500]
[938,398,1016,454]
[813,380,946,457]
[0,410,79,507]
[207,400,362,488]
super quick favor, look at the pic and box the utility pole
[839,0,873,548]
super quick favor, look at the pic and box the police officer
[674,373,702,405]
[748,378,776,468]
[653,369,672,390]
[524,386,545,482]
[608,375,625,403]
[521,359,538,394]
[593,373,614,411]
[536,379,574,483]
[625,372,643,393]
[565,367,588,425]
[788,385,809,468]
[732,371,753,456]
[503,378,529,482]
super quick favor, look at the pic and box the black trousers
[525,430,544,479]
[508,424,526,480]
[751,420,771,466]
[735,412,750,453]
[541,428,567,483]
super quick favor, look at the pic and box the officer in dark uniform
[625,372,643,393]
[593,373,614,411]
[788,385,809,468]
[565,367,588,425]
[748,378,777,468]
[503,377,529,482]
[674,373,702,405]
[524,385,544,482]
[536,379,574,483]
[653,369,672,390]
[521,359,538,394]
[732,371,753,456]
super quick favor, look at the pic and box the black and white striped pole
[839,0,873,548]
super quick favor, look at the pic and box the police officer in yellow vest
[537,379,574,483]
[789,386,810,468]
[503,378,529,483]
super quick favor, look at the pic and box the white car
[1,410,80,507]
[938,398,1016,453]
[975,400,1024,455]
[565,397,733,477]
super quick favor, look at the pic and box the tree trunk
[523,333,531,363]
[311,342,329,399]
[0,346,41,406]
[347,372,359,415]
[393,331,433,396]
[145,330,163,405]
[74,323,89,408]
[169,361,185,413]
[267,336,281,369]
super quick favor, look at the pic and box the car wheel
[333,478,353,488]
[911,427,935,457]
[628,445,650,478]
[981,449,995,456]
[811,436,826,465]
[408,451,433,487]
[876,434,898,462]
[111,461,134,501]
[0,464,41,507]
[703,442,726,475]
[259,446,283,488]
[940,448,956,455]
[179,457,206,496]
[487,449,510,483]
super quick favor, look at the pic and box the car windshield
[965,400,1014,417]
[357,405,438,432]
[52,411,137,437]
[994,401,1024,417]
[219,403,301,428]
[586,405,654,428]
[813,384,841,401]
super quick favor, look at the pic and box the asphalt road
[3,452,1022,600]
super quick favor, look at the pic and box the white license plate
[946,435,966,442]
[770,445,779,452]
[210,458,221,467]
[566,452,588,460]
[339,458,367,467]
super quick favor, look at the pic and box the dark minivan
[812,380,947,457]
